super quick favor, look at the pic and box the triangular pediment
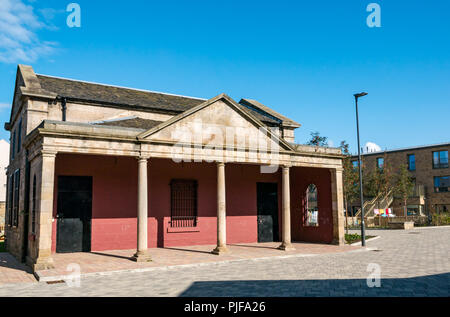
[138,94,294,153]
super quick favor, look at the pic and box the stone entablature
[24,119,342,169]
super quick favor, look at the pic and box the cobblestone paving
[0,227,448,297]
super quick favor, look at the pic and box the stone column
[31,150,56,271]
[331,168,345,245]
[278,165,295,251]
[212,162,229,255]
[131,157,151,262]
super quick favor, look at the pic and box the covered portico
[23,94,344,272]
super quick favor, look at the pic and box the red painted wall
[51,154,282,252]
[290,167,334,243]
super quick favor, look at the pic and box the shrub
[432,213,450,226]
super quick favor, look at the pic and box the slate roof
[94,117,163,130]
[36,75,205,113]
[236,104,280,126]
[239,98,301,127]
[35,75,289,126]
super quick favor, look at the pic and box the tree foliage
[394,164,415,216]
[341,141,359,206]
[306,131,328,146]
[364,152,394,202]
[340,140,359,232]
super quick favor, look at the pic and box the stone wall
[4,104,28,260]
[345,215,428,227]
[0,202,5,235]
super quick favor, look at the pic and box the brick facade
[350,143,450,216]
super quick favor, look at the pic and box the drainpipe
[61,97,67,121]
[52,96,67,121]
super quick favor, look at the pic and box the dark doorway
[257,182,279,242]
[56,176,92,253]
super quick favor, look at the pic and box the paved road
[0,227,448,297]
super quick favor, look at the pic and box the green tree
[306,131,328,146]
[364,152,394,209]
[340,141,359,233]
[394,164,415,217]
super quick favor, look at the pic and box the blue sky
[0,0,449,154]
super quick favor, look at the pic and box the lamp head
[354,92,368,98]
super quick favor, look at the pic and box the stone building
[350,142,450,217]
[4,65,344,272]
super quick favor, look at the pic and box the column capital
[217,161,225,167]
[40,150,57,158]
[137,156,149,163]
[282,164,291,169]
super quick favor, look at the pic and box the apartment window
[433,150,449,169]
[377,157,384,169]
[170,179,198,228]
[435,204,449,213]
[12,170,20,227]
[31,175,37,234]
[305,184,319,227]
[434,176,449,193]
[407,154,416,171]
[406,205,424,216]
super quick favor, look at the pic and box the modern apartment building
[350,142,449,217]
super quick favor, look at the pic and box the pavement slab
[0,227,448,296]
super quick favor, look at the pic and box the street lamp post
[354,92,368,247]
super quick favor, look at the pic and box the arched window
[305,184,319,227]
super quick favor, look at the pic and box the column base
[130,250,152,262]
[27,256,55,272]
[211,246,229,255]
[332,237,345,246]
[278,243,295,251]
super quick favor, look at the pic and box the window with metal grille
[170,179,198,228]
[6,175,12,226]
[31,175,37,234]
[13,169,20,227]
